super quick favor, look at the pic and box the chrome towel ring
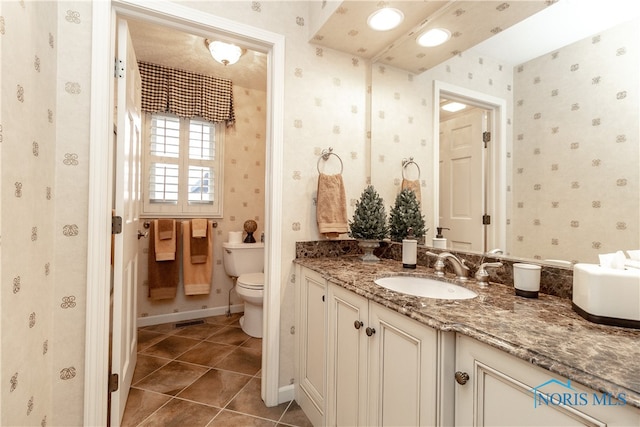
[317,147,344,174]
[402,157,421,180]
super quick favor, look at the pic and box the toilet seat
[237,272,264,290]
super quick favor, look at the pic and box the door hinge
[109,373,119,393]
[114,58,124,79]
[482,214,491,225]
[112,216,123,235]
[483,131,491,148]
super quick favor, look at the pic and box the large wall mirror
[370,0,639,265]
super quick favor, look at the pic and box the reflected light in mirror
[417,28,451,47]
[367,8,404,31]
[441,102,466,113]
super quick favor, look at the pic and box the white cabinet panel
[296,266,327,426]
[455,334,639,427]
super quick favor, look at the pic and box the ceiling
[310,1,551,74]
[127,18,268,91]
[126,0,640,91]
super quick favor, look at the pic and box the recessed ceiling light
[417,28,451,47]
[441,102,467,112]
[367,8,404,31]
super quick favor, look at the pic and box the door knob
[365,327,376,336]
[455,371,470,385]
[137,230,149,240]
[354,320,364,330]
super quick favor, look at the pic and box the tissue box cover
[572,263,640,329]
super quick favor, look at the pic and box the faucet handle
[475,262,503,287]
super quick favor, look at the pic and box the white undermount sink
[374,276,478,300]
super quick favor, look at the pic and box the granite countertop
[294,256,640,409]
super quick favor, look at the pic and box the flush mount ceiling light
[205,39,245,66]
[441,101,467,112]
[417,28,451,47]
[367,7,404,31]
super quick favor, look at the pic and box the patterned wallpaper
[137,85,267,319]
[371,48,515,243]
[1,1,92,425]
[512,19,639,263]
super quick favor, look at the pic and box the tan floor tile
[279,401,314,427]
[241,337,263,350]
[132,354,171,385]
[140,335,200,359]
[134,360,208,396]
[206,325,251,346]
[205,313,243,326]
[137,329,168,352]
[176,341,236,368]
[120,388,171,427]
[140,323,179,334]
[208,410,276,426]
[216,346,262,375]
[177,368,251,407]
[137,397,219,427]
[173,323,225,340]
[226,377,288,421]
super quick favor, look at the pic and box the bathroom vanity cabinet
[295,263,640,426]
[327,283,442,426]
[295,267,327,426]
[454,334,640,427]
[296,265,452,426]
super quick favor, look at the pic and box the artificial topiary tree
[389,188,426,242]
[349,185,389,241]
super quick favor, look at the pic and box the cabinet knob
[354,320,364,330]
[365,327,376,337]
[455,371,470,385]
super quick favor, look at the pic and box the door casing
[85,1,286,425]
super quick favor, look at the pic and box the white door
[110,18,142,426]
[439,108,486,251]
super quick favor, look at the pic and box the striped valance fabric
[138,61,235,126]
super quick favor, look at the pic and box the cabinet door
[455,334,639,427]
[296,267,327,426]
[327,284,369,426]
[368,303,438,426]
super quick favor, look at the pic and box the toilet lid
[237,272,264,289]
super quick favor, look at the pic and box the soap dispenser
[402,228,417,269]
[432,227,449,249]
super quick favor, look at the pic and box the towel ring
[317,147,344,174]
[402,157,421,180]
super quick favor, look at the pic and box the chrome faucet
[475,262,503,287]
[427,252,470,281]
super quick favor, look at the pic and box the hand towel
[316,173,348,238]
[154,219,176,261]
[157,219,174,240]
[190,219,209,264]
[191,218,208,238]
[182,221,213,295]
[148,221,180,300]
[401,178,422,206]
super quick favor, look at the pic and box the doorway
[86,2,286,425]
[433,81,507,255]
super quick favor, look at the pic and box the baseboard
[137,304,244,327]
[279,384,295,404]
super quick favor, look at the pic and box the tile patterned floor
[121,313,312,427]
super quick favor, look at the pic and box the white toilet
[222,241,265,338]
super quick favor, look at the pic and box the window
[142,113,224,217]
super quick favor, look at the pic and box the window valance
[138,61,235,126]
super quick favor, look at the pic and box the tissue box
[572,263,640,329]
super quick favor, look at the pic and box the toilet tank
[222,242,265,277]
